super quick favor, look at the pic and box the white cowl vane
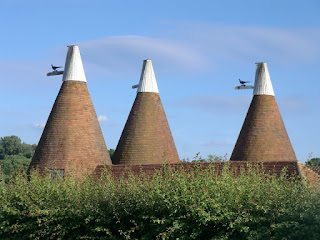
[62,45,87,82]
[253,62,274,96]
[137,59,159,93]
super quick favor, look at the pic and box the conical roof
[28,45,112,178]
[112,59,180,165]
[230,63,297,162]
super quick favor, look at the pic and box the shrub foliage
[0,165,319,239]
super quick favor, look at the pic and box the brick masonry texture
[27,81,112,177]
[309,166,320,176]
[94,161,299,179]
[298,162,320,189]
[231,95,297,162]
[112,92,180,165]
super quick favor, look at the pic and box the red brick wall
[309,166,320,176]
[95,161,299,179]
[112,92,180,165]
[231,95,297,162]
[297,162,320,189]
[28,81,112,178]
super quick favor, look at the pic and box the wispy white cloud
[2,23,317,91]
[31,122,45,129]
[98,115,108,123]
[74,24,320,80]
[97,115,120,127]
[78,35,209,78]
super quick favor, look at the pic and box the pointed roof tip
[137,59,159,93]
[253,62,274,96]
[62,45,87,83]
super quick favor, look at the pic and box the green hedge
[0,165,319,239]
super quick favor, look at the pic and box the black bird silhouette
[51,64,62,71]
[239,79,250,85]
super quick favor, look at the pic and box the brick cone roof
[230,63,297,162]
[28,46,111,177]
[112,60,180,165]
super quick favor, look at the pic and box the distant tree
[0,136,23,159]
[0,136,36,159]
[181,153,228,163]
[21,142,37,158]
[0,135,36,180]
[108,149,115,160]
[305,158,320,166]
[1,155,31,177]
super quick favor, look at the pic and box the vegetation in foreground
[0,165,319,240]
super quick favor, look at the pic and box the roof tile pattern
[230,95,297,162]
[112,92,180,165]
[27,81,112,177]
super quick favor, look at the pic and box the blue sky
[1,0,320,162]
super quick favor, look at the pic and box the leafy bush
[0,165,319,239]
